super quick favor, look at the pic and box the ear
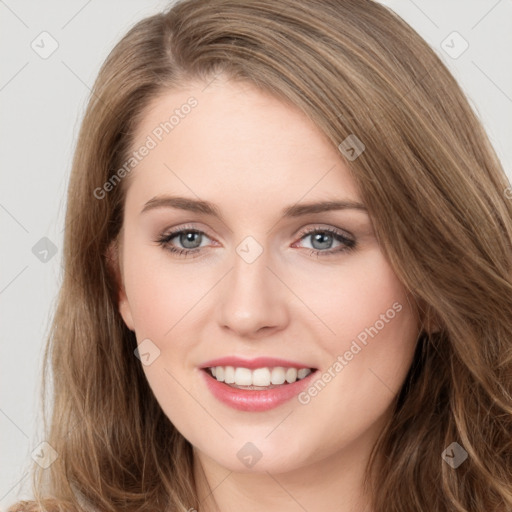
[419,300,442,335]
[105,238,135,332]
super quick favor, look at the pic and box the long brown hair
[9,0,512,510]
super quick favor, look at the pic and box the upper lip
[200,356,317,370]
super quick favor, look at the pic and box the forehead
[125,79,361,209]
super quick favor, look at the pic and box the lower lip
[200,369,317,412]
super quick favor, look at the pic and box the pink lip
[199,367,318,412]
[200,356,315,370]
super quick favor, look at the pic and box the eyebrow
[140,195,368,218]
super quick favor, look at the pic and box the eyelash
[154,224,356,259]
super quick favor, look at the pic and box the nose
[217,245,289,338]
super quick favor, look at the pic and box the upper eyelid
[297,225,352,237]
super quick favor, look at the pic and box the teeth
[253,368,270,386]
[297,368,310,379]
[224,366,235,384]
[286,368,297,383]
[209,366,312,386]
[235,367,252,386]
[271,367,285,385]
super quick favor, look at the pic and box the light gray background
[1,0,511,509]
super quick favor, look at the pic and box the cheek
[291,257,418,455]
[300,247,417,346]
[122,239,204,338]
[304,248,420,395]
[122,242,207,432]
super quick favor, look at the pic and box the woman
[9,0,512,510]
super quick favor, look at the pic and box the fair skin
[115,76,421,512]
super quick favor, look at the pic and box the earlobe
[105,239,135,332]
[422,302,442,335]
[413,296,441,335]
[118,297,136,332]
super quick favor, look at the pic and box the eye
[293,226,356,257]
[155,225,212,258]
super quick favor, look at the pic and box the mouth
[199,361,319,412]
[202,365,317,390]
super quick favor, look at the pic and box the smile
[208,365,313,387]
[199,357,318,412]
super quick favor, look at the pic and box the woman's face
[115,77,420,474]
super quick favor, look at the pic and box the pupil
[312,232,332,250]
